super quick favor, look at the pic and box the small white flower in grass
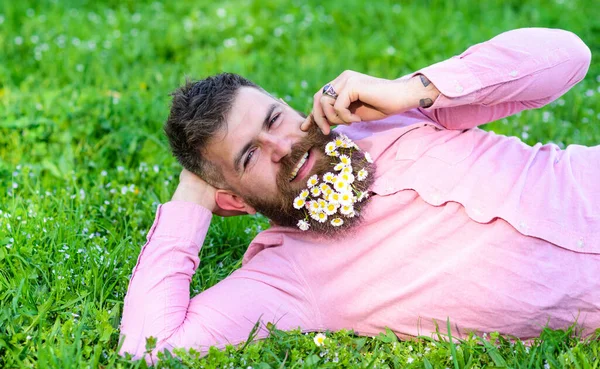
[406,357,414,364]
[293,196,306,209]
[364,152,373,163]
[297,219,310,231]
[310,186,321,197]
[307,174,318,188]
[331,218,344,227]
[299,189,309,199]
[357,168,368,181]
[323,172,335,183]
[314,333,326,346]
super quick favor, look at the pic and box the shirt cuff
[412,56,482,109]
[147,201,213,245]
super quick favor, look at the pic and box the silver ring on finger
[322,83,338,99]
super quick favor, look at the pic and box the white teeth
[289,152,309,181]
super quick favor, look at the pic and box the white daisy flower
[357,168,368,181]
[308,200,320,211]
[329,192,341,204]
[334,137,344,147]
[339,172,355,184]
[334,162,346,171]
[341,166,353,174]
[364,152,373,163]
[299,189,310,199]
[310,210,321,221]
[316,212,328,223]
[331,218,344,227]
[297,219,310,231]
[310,186,321,197]
[339,155,351,166]
[325,142,337,155]
[307,174,319,188]
[324,201,339,215]
[334,179,349,192]
[317,199,327,209]
[293,196,306,209]
[323,172,335,183]
[339,192,355,206]
[314,333,326,347]
[340,204,354,215]
[319,183,332,194]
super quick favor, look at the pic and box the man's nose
[259,133,292,162]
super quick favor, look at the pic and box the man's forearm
[119,201,212,358]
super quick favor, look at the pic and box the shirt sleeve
[119,201,317,361]
[412,28,591,129]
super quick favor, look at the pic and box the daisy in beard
[339,192,355,206]
[328,192,341,204]
[310,186,321,197]
[299,189,310,199]
[334,178,349,192]
[340,204,354,215]
[331,218,344,227]
[364,152,373,163]
[319,183,332,194]
[339,155,351,166]
[293,196,306,209]
[317,199,327,209]
[307,174,319,188]
[324,201,339,215]
[323,172,335,183]
[297,220,310,231]
[339,172,355,184]
[334,162,346,171]
[308,200,320,212]
[341,166,353,174]
[357,191,370,202]
[357,168,368,181]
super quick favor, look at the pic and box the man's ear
[214,189,257,215]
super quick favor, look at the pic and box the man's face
[205,87,373,234]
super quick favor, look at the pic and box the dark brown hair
[164,73,260,187]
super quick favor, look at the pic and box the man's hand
[171,169,244,217]
[301,70,440,134]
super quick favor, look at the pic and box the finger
[311,92,332,134]
[300,114,313,131]
[321,95,344,125]
[333,90,362,123]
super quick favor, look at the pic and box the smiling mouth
[289,151,310,182]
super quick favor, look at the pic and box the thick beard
[243,124,376,238]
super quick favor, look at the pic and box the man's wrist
[406,74,441,110]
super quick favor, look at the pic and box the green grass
[1,0,599,367]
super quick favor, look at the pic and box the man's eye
[244,149,255,168]
[268,113,279,128]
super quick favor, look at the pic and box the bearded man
[119,28,600,360]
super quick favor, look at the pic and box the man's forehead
[205,87,274,165]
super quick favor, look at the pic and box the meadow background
[1,0,599,367]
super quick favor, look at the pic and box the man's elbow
[563,30,592,83]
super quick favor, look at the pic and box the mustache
[278,124,331,182]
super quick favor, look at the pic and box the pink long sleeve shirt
[120,28,599,359]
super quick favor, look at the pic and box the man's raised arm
[414,27,591,129]
[119,171,317,361]
[303,28,591,134]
